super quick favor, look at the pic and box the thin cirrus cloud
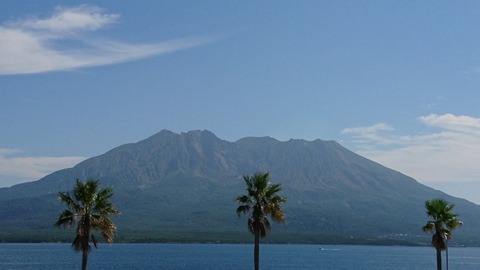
[0,148,86,187]
[0,5,215,75]
[341,113,480,183]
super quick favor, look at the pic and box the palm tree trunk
[82,250,88,270]
[254,225,260,270]
[82,223,90,270]
[436,247,442,270]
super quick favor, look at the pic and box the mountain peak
[182,129,217,137]
[144,129,220,143]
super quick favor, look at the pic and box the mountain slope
[0,130,478,245]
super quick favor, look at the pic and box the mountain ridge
[0,130,478,245]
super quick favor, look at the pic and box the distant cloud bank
[342,113,480,184]
[0,5,214,75]
[0,148,86,187]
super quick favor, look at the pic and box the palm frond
[265,184,282,198]
[247,218,255,235]
[71,234,82,252]
[58,192,81,212]
[97,217,116,243]
[236,205,251,216]
[446,219,462,230]
[262,217,271,236]
[236,195,250,204]
[259,222,267,238]
[55,210,76,227]
[422,221,435,233]
[92,234,98,249]
[269,207,285,223]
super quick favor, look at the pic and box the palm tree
[236,172,286,270]
[422,198,462,270]
[55,179,120,270]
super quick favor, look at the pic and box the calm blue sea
[1,243,480,269]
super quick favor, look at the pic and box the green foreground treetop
[55,179,120,270]
[236,172,286,270]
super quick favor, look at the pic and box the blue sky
[2,1,480,203]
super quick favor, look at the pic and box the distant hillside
[0,130,478,245]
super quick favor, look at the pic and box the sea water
[1,243,480,269]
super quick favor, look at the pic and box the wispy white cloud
[341,123,396,145]
[0,5,215,75]
[420,113,480,135]
[0,148,23,156]
[0,148,86,187]
[341,113,480,184]
[16,5,118,32]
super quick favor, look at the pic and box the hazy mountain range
[1,130,478,245]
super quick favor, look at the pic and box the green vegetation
[55,179,120,270]
[0,230,425,246]
[236,172,286,270]
[422,198,462,270]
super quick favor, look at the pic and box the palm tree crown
[55,179,119,270]
[422,198,462,249]
[236,172,286,235]
[236,172,286,270]
[422,198,462,270]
